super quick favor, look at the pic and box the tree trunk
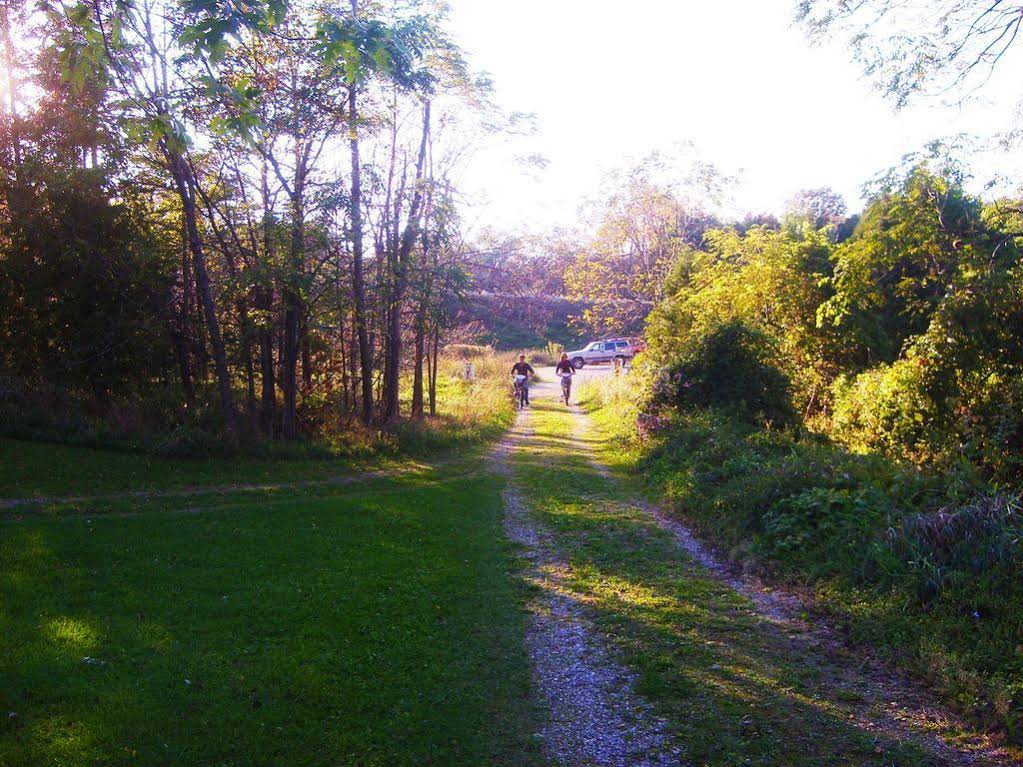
[429,322,440,417]
[259,161,276,437]
[349,81,374,424]
[381,101,431,423]
[258,286,276,437]
[168,149,237,442]
[411,307,426,419]
[194,173,258,425]
[174,230,196,405]
[301,313,313,396]
[281,144,307,439]
[349,318,360,417]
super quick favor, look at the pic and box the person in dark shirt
[510,355,535,405]
[555,353,576,405]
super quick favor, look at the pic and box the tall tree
[49,0,285,439]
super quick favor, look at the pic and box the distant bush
[524,341,564,367]
[655,321,796,427]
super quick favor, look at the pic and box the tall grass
[394,350,516,452]
[2,350,517,460]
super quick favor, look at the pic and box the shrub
[655,321,796,427]
[761,485,893,580]
[890,494,1022,604]
[586,385,1023,740]
[153,425,222,458]
[831,343,1023,480]
[830,359,938,460]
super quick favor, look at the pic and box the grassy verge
[0,463,541,766]
[579,374,1023,750]
[1,354,514,501]
[510,402,947,765]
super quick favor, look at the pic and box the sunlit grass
[579,374,1023,752]
[0,469,541,766]
[509,401,939,766]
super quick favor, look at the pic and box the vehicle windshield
[586,342,600,350]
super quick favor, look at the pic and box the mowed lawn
[0,445,541,766]
[0,438,397,500]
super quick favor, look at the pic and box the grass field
[0,453,542,766]
[0,354,543,767]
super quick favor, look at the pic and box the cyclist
[555,353,576,404]
[510,355,535,406]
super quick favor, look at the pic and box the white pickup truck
[566,338,645,368]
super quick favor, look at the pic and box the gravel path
[490,408,680,767]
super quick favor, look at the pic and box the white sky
[443,0,1023,235]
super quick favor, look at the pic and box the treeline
[0,0,487,449]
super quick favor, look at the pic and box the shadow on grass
[505,402,969,767]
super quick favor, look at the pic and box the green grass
[0,459,542,766]
[579,376,1023,753]
[0,358,515,502]
[0,438,402,499]
[510,402,944,765]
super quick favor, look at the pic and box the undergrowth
[580,373,1023,747]
[0,352,514,460]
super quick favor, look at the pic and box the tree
[48,0,285,440]
[796,1,1023,108]
[565,177,719,336]
[645,224,836,414]
[820,167,985,367]
[785,187,847,230]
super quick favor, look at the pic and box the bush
[761,485,893,580]
[830,359,938,460]
[831,343,1023,479]
[891,494,1022,605]
[585,378,1023,741]
[655,321,796,427]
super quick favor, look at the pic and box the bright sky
[444,0,1023,235]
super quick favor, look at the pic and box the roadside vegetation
[511,402,968,766]
[578,166,1023,747]
[1,349,515,500]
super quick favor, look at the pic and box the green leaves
[46,1,111,92]
[199,75,262,143]
[179,0,287,60]
[315,14,435,92]
[123,113,190,152]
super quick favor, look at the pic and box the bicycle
[560,372,572,405]
[513,374,529,410]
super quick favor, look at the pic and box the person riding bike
[510,355,535,406]
[555,353,576,405]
